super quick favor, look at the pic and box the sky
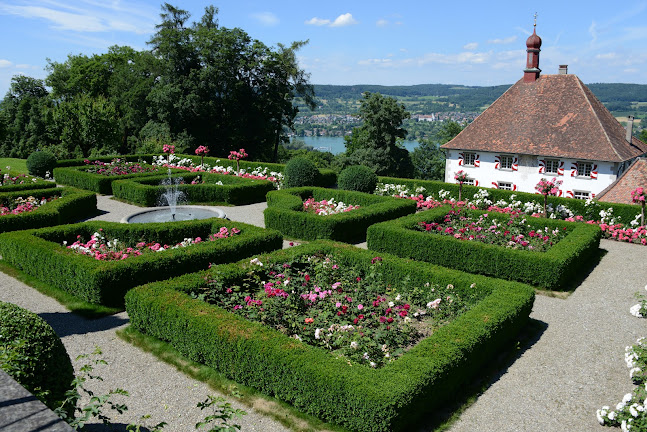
[1,0,647,96]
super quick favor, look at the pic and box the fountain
[121,170,227,223]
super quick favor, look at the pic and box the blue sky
[1,0,647,96]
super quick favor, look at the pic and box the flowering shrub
[83,159,158,176]
[597,337,647,431]
[630,285,647,318]
[454,170,468,201]
[0,195,58,216]
[632,187,646,227]
[228,148,248,171]
[415,208,566,252]
[195,253,478,367]
[0,167,35,187]
[303,197,360,216]
[195,145,210,166]
[162,144,175,154]
[66,227,240,261]
[535,178,563,216]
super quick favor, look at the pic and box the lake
[291,136,420,155]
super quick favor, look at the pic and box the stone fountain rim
[120,205,228,224]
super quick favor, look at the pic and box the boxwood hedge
[0,179,56,192]
[264,187,417,243]
[125,241,535,432]
[53,164,182,195]
[367,206,601,290]
[0,187,97,233]
[111,172,274,206]
[0,219,282,307]
[378,176,643,226]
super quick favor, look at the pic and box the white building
[441,25,647,199]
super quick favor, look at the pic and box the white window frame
[499,155,514,170]
[497,181,513,191]
[463,152,476,167]
[573,190,590,200]
[545,159,559,174]
[576,162,593,178]
[463,178,475,186]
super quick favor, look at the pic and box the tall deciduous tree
[411,121,463,180]
[344,92,413,177]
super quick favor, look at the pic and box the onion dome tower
[523,14,542,83]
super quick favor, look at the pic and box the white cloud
[15,64,30,69]
[487,35,517,44]
[596,52,618,60]
[330,13,357,27]
[624,68,639,73]
[305,17,330,26]
[0,59,12,68]
[252,12,279,26]
[376,19,388,27]
[463,42,478,50]
[305,13,357,28]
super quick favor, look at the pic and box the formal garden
[1,147,646,432]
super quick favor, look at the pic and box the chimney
[559,65,568,74]
[626,115,634,142]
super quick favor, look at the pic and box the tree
[411,121,463,180]
[345,92,413,177]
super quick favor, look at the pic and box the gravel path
[1,195,645,431]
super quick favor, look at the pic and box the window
[497,181,512,190]
[463,152,476,166]
[545,159,559,174]
[464,178,475,186]
[576,162,593,178]
[499,155,514,170]
[574,191,590,200]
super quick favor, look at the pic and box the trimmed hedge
[0,187,97,233]
[0,179,56,192]
[53,165,183,195]
[125,241,535,432]
[0,301,74,411]
[0,219,283,307]
[56,154,157,168]
[378,176,643,225]
[264,187,417,243]
[111,172,274,206]
[367,206,602,290]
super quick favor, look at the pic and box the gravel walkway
[1,195,645,431]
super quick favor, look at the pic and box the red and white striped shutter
[491,182,498,189]
[566,190,574,198]
[539,159,545,173]
[512,184,517,191]
[494,155,501,169]
[474,180,479,186]
[458,152,464,166]
[474,154,480,167]
[512,157,518,171]
[591,164,598,179]
[557,189,563,197]
[570,162,578,177]
[558,161,565,176]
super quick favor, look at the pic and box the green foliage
[125,241,535,432]
[0,301,74,411]
[284,157,317,188]
[0,219,282,306]
[112,172,274,206]
[26,150,57,177]
[195,394,247,432]
[264,187,417,243]
[53,162,167,195]
[337,165,378,193]
[0,187,97,234]
[411,138,445,180]
[367,206,602,290]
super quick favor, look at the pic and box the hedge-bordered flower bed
[111,172,274,206]
[0,187,97,233]
[53,164,184,195]
[367,205,601,290]
[0,178,56,192]
[264,187,417,243]
[125,241,535,432]
[0,219,282,306]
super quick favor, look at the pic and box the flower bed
[302,197,360,215]
[264,187,417,243]
[0,219,282,306]
[125,241,535,432]
[111,172,274,206]
[0,187,96,234]
[367,205,601,290]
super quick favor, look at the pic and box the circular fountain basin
[122,206,227,223]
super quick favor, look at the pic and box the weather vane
[534,12,538,28]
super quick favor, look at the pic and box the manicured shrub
[125,241,535,432]
[26,150,57,178]
[0,219,283,307]
[284,157,317,188]
[367,205,602,290]
[264,187,417,243]
[338,165,378,193]
[53,165,180,195]
[0,187,97,233]
[0,301,74,411]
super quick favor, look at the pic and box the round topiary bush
[0,301,74,411]
[26,150,57,178]
[284,157,318,188]
[338,165,378,194]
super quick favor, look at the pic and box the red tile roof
[441,74,647,162]
[597,158,647,204]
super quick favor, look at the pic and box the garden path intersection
[0,194,644,431]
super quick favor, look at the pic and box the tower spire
[523,15,542,83]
